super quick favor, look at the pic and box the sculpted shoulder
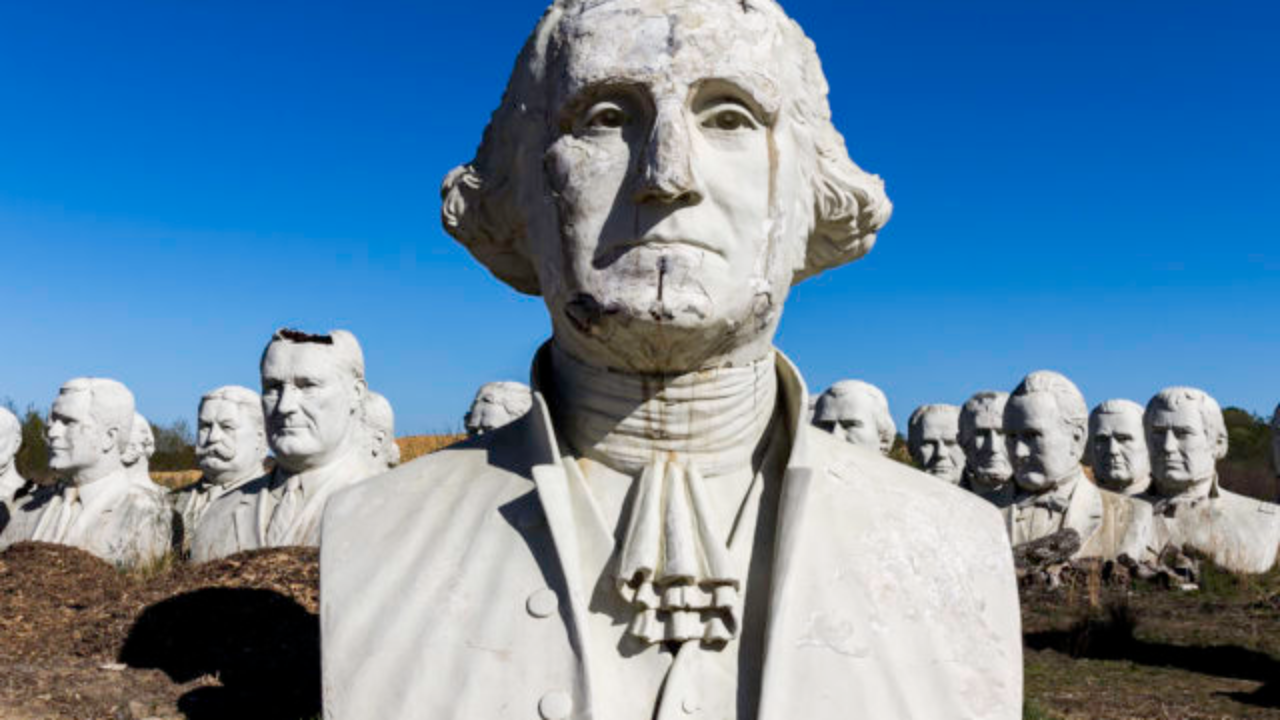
[809,428,1006,531]
[324,414,540,538]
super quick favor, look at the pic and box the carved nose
[633,109,703,206]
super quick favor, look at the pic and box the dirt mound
[0,543,319,719]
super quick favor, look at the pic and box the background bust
[1144,387,1227,498]
[0,408,24,496]
[1271,403,1279,483]
[196,385,269,487]
[959,391,1013,499]
[261,328,368,473]
[1088,399,1151,496]
[1005,371,1088,494]
[463,381,532,437]
[811,380,895,454]
[364,391,399,470]
[121,412,155,483]
[48,378,135,486]
[908,404,965,484]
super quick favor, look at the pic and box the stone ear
[441,164,542,295]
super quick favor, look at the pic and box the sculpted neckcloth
[549,345,777,646]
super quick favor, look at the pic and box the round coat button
[527,589,559,618]
[539,690,573,719]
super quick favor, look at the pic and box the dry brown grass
[149,470,202,490]
[397,434,466,464]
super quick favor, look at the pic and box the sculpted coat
[322,353,1023,719]
[1002,470,1155,562]
[1148,485,1280,574]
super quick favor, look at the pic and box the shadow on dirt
[1024,600,1280,698]
[119,587,320,719]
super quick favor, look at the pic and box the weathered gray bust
[464,381,532,437]
[959,391,1013,505]
[1087,399,1151,496]
[174,386,270,556]
[907,404,965,484]
[121,412,156,484]
[191,329,383,562]
[364,391,399,470]
[321,2,1021,718]
[1002,371,1151,561]
[0,379,171,567]
[811,380,895,455]
[1143,387,1280,574]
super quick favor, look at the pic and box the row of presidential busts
[809,371,1280,575]
[0,328,401,569]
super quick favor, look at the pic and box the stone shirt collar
[541,342,779,478]
[1016,466,1086,514]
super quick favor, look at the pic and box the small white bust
[1088,399,1151,496]
[1002,371,1152,561]
[1143,387,1280,574]
[958,391,1013,504]
[908,404,965,484]
[364,391,399,470]
[191,329,383,561]
[811,380,895,455]
[2,379,172,567]
[0,407,26,500]
[464,381,532,437]
[120,412,156,484]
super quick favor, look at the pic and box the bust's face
[963,408,1011,485]
[1005,393,1082,492]
[122,419,154,468]
[1147,403,1217,491]
[47,391,110,475]
[0,422,18,474]
[261,342,362,472]
[1090,410,1149,491]
[197,399,264,483]
[814,393,882,452]
[915,412,965,484]
[531,0,804,370]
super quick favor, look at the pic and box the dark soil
[1,541,1278,719]
[0,542,319,720]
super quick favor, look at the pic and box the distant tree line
[2,400,198,483]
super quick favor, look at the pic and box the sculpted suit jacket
[1148,486,1280,574]
[321,353,1023,719]
[1004,473,1155,562]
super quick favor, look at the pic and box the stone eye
[585,104,627,130]
[703,108,756,131]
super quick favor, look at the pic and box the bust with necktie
[1141,387,1280,575]
[0,378,172,568]
[319,2,1025,717]
[1002,370,1154,563]
[190,329,387,562]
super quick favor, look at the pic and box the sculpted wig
[441,0,892,295]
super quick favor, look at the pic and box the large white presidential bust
[464,381,532,437]
[907,404,965,484]
[174,385,270,555]
[1002,371,1151,561]
[959,391,1014,506]
[810,380,895,455]
[0,379,171,567]
[1143,387,1280,574]
[190,329,383,562]
[321,2,1021,718]
[1088,399,1151,496]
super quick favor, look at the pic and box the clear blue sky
[0,0,1276,436]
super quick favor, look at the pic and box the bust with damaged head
[321,3,1022,718]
